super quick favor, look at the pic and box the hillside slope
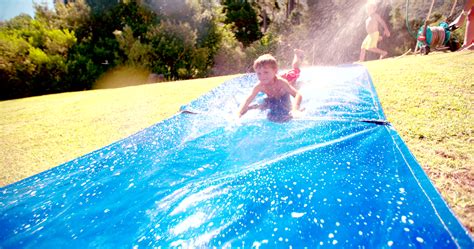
[0,51,472,233]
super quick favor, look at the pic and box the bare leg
[463,6,474,49]
[463,43,474,50]
[292,49,304,69]
[368,48,388,59]
[359,49,366,62]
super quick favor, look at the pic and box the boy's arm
[375,13,390,37]
[283,80,302,111]
[238,85,261,117]
[292,92,302,111]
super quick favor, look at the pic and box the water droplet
[252,241,261,248]
[291,212,306,218]
[401,216,407,223]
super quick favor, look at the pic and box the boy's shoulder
[276,76,290,85]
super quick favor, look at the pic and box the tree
[112,0,223,79]
[254,0,281,33]
[85,0,119,14]
[0,15,77,99]
[61,0,158,90]
[114,25,154,69]
[222,0,263,47]
[146,21,201,79]
[286,0,296,18]
[52,0,92,40]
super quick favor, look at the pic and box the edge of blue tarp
[384,125,473,247]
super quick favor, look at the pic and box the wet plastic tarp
[1,65,472,248]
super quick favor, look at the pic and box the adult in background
[450,0,474,50]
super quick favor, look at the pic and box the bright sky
[0,0,54,21]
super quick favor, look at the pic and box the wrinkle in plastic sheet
[1,65,472,248]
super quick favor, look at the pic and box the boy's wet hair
[253,54,278,70]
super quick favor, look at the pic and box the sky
[0,0,54,21]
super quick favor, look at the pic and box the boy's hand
[237,106,248,118]
[384,29,390,37]
[290,109,304,118]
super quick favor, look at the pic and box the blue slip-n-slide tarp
[0,65,472,248]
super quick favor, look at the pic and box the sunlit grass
[0,51,472,233]
[0,74,239,187]
[363,51,474,233]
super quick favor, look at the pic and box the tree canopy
[0,0,466,100]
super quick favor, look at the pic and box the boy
[359,1,390,61]
[238,54,303,122]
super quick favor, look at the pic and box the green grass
[0,51,472,233]
[364,51,474,233]
[0,74,238,186]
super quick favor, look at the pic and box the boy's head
[253,54,278,71]
[253,54,279,84]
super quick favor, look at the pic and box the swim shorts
[280,68,301,84]
[361,31,380,49]
[265,94,292,122]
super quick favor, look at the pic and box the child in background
[359,0,391,61]
[238,53,303,122]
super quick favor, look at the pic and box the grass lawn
[0,74,238,186]
[364,51,473,233]
[0,51,472,233]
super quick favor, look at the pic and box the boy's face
[255,65,278,85]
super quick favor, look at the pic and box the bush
[0,16,76,100]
